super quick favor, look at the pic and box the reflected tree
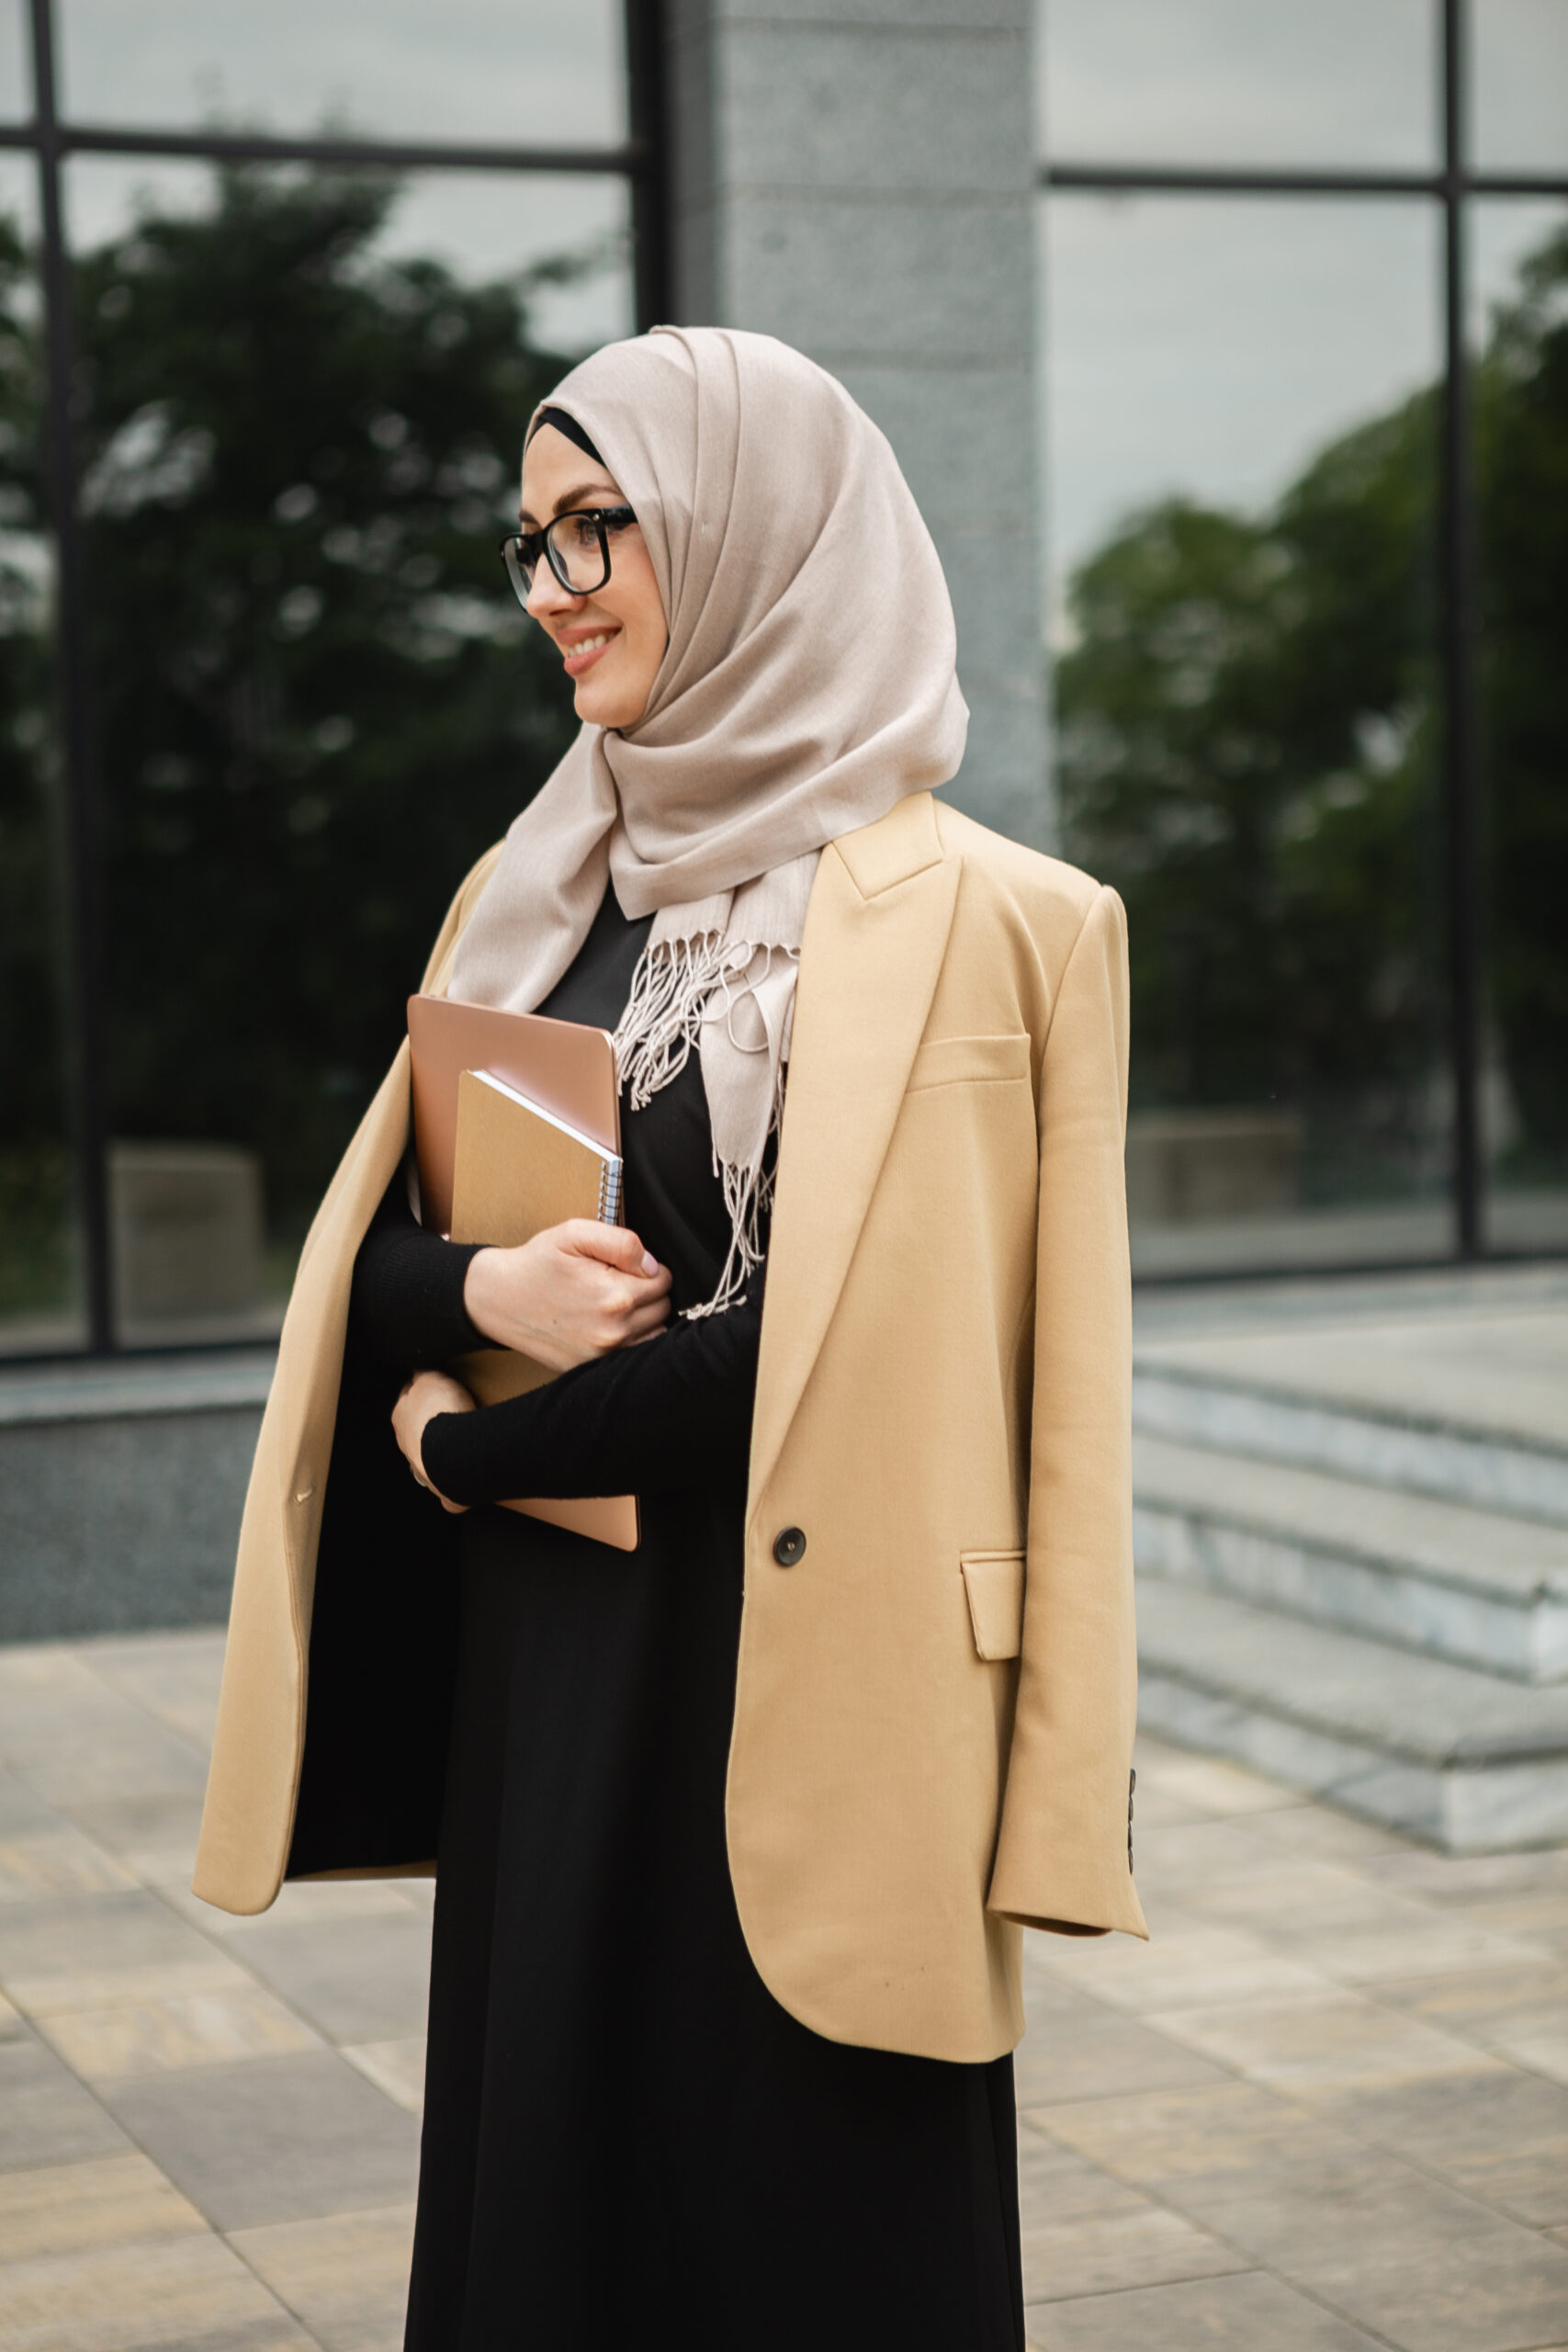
[0,210,67,1313]
[1056,222,1567,1198]
[72,164,584,1238]
[1479,223,1568,1169]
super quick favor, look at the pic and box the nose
[525,562,582,623]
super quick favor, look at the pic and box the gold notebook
[449,1067,638,1552]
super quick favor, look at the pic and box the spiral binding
[597,1158,624,1225]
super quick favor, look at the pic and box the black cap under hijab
[527,405,604,466]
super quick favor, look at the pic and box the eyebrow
[517,477,621,530]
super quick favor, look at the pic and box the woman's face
[518,425,668,730]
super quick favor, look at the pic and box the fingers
[563,1219,666,1282]
[621,1297,672,1345]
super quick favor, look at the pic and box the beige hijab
[449,325,968,1311]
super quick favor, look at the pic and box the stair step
[1132,1357,1568,1527]
[1134,1434,1568,1682]
[1135,1579,1568,1852]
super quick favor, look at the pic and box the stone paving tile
[0,1889,251,2015]
[1370,1958,1568,2040]
[1115,1816,1292,1898]
[1368,1847,1568,1906]
[231,2202,416,2352]
[343,2038,426,2118]
[1145,1986,1508,2100]
[0,2040,130,2171]
[1324,2064,1568,2226]
[1014,1976,1231,2105]
[221,1910,434,2044]
[0,1828,139,1905]
[1032,2077,1568,2352]
[75,1632,227,1752]
[1485,2007,1568,2087]
[0,2231,314,2351]
[0,1765,62,1838]
[39,1985,321,2082]
[1233,2173,1568,2352]
[0,2153,204,2262]
[1017,2127,1247,2302]
[0,1649,211,1808]
[1028,1902,1336,2015]
[1233,1802,1411,1867]
[61,1793,207,1885]
[1455,1894,1568,1947]
[1132,1746,1303,1819]
[101,2049,421,2232]
[1033,2078,1386,2199]
[4,1640,1565,2344]
[1025,2267,1387,2350]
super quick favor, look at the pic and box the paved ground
[1,1632,1566,2350]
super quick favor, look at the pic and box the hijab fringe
[613,933,791,1317]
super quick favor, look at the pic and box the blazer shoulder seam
[1040,882,1114,1054]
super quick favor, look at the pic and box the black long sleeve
[422,1284,762,1507]
[350,1170,488,1369]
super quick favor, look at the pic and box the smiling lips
[561,629,617,676]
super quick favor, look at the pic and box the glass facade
[0,153,81,1350]
[0,0,651,1354]
[57,1,627,148]
[1041,0,1568,1280]
[3,2,1564,1355]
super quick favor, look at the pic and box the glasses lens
[546,512,608,594]
[502,537,534,605]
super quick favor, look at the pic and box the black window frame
[6,0,669,1358]
[1040,0,1568,1275]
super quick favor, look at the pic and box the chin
[574,676,642,729]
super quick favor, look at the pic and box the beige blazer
[194,790,1147,2063]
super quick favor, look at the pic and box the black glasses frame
[502,505,637,603]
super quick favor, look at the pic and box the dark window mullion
[1441,0,1483,1258]
[28,0,113,1351]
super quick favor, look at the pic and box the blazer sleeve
[986,884,1148,1941]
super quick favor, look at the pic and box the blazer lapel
[749,793,959,1507]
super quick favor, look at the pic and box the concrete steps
[1136,1580,1568,1854]
[1134,1432,1568,1682]
[1130,1297,1568,1850]
[1134,1360,1568,1526]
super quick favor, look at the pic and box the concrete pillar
[664,0,1049,848]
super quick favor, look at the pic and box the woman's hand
[392,1370,476,1513]
[462,1221,672,1370]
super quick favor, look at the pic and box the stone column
[664,0,1049,847]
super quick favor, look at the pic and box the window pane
[59,0,627,148]
[1474,199,1568,1255]
[1044,195,1450,1277]
[69,158,626,1343]
[0,159,85,1354]
[1472,0,1568,174]
[1041,0,1437,171]
[0,3,27,120]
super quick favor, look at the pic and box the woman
[195,326,1147,2348]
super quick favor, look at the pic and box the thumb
[577,1222,660,1278]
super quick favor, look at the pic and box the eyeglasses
[501,505,637,604]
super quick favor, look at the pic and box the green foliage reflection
[1057,223,1568,1201]
[75,166,583,1236]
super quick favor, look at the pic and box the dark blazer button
[773,1525,807,1567]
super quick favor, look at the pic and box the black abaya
[347,885,1024,2351]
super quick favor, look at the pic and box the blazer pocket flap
[908,1033,1032,1092]
[960,1549,1026,1660]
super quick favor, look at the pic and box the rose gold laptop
[407,993,620,1238]
[406,993,637,1551]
